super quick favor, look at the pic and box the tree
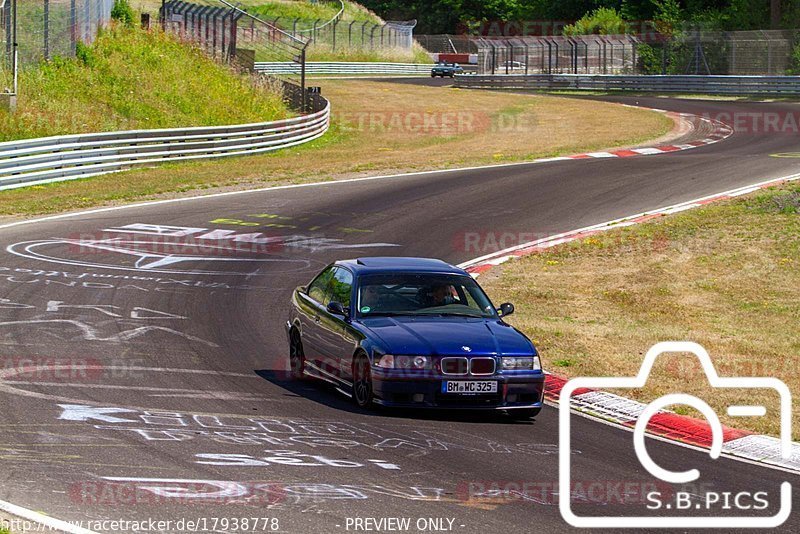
[563,7,629,35]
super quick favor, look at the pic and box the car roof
[337,257,469,276]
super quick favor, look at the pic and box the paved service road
[0,95,798,533]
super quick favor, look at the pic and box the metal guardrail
[255,61,433,75]
[454,74,800,95]
[0,99,330,191]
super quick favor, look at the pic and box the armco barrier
[0,99,330,191]
[454,74,800,95]
[255,61,433,76]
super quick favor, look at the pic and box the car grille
[440,357,468,375]
[470,357,496,375]
[440,356,496,376]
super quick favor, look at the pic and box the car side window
[307,266,336,305]
[329,267,354,307]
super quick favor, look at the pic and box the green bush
[788,39,800,75]
[111,0,135,26]
[637,43,663,75]
[563,8,629,36]
[75,41,94,66]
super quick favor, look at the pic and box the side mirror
[327,301,349,317]
[497,302,515,317]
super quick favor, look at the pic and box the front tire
[507,407,541,420]
[289,330,306,380]
[352,353,375,409]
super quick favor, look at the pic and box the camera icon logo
[558,341,792,528]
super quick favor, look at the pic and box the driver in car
[425,284,459,307]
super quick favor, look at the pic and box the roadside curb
[529,108,733,163]
[460,172,800,474]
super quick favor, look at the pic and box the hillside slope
[0,24,290,142]
[236,0,431,63]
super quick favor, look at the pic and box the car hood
[359,316,535,356]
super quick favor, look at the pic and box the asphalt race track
[0,93,799,533]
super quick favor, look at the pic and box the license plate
[441,380,498,394]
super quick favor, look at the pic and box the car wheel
[508,408,541,420]
[289,330,306,380]
[352,353,374,409]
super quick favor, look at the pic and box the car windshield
[356,273,496,318]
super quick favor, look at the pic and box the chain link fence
[640,30,799,75]
[473,30,800,76]
[414,34,475,54]
[0,0,112,91]
[475,35,639,75]
[300,18,416,52]
[18,0,111,63]
[160,0,323,112]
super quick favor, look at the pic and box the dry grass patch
[0,80,671,217]
[481,183,800,438]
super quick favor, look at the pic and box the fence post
[348,20,355,47]
[229,11,237,62]
[524,42,529,75]
[546,40,552,73]
[361,20,368,47]
[571,39,577,73]
[11,0,17,94]
[211,11,217,57]
[44,0,50,60]
[554,41,559,72]
[767,34,773,74]
[370,25,376,49]
[70,0,77,53]
[584,41,588,72]
[4,0,11,68]
[332,19,337,51]
[300,47,306,112]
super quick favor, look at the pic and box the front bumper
[371,369,545,410]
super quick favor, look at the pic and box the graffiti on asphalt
[6,223,400,276]
[194,452,400,470]
[57,405,571,457]
[0,266,275,293]
[0,299,216,346]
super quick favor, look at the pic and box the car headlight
[501,356,541,371]
[375,355,431,370]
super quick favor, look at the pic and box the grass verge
[0,79,672,217]
[0,24,290,141]
[480,183,800,439]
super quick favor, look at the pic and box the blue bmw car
[285,257,545,419]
